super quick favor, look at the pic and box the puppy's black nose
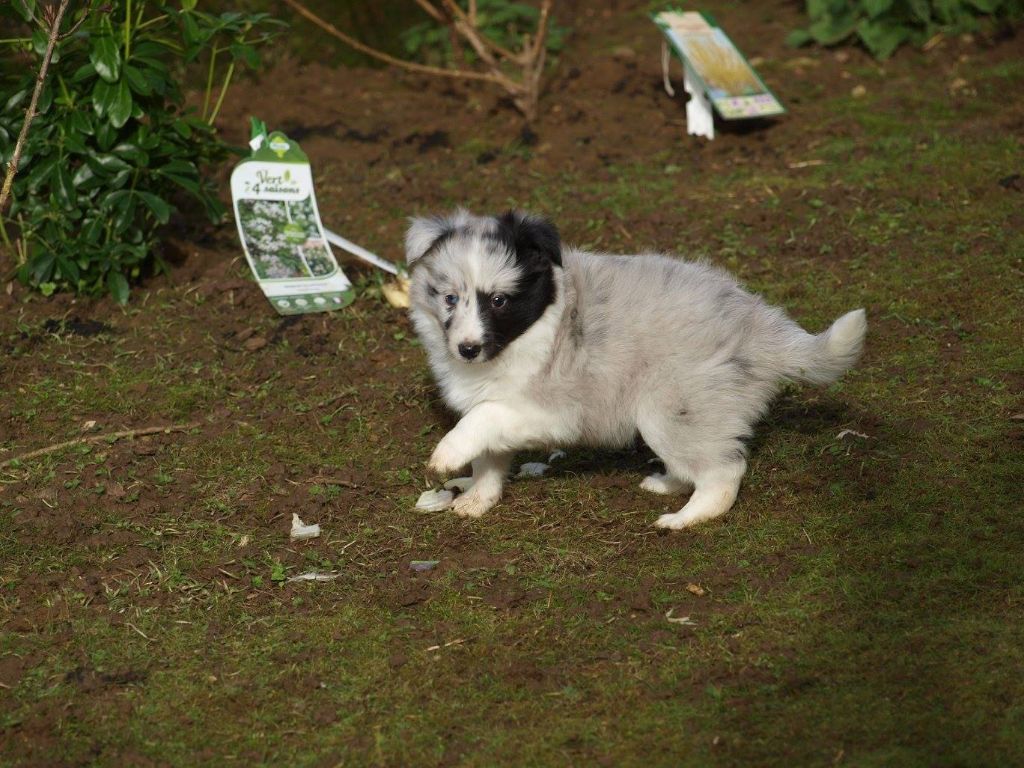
[458,343,481,360]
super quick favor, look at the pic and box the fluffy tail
[785,309,867,385]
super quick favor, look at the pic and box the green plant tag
[230,124,354,315]
[653,10,785,120]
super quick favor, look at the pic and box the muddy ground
[2,1,1023,765]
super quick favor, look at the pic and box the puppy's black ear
[498,210,562,269]
[405,210,470,266]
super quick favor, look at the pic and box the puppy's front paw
[427,435,470,476]
[451,491,498,519]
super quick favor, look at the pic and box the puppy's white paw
[428,435,470,476]
[640,473,689,495]
[654,511,699,530]
[451,492,498,519]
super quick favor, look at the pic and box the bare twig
[411,0,445,24]
[0,0,72,216]
[439,0,523,64]
[279,0,554,122]
[57,10,92,41]
[0,422,201,468]
[279,0,502,85]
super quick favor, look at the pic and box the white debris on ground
[409,560,440,572]
[547,450,567,463]
[665,608,697,626]
[516,462,550,478]
[415,487,455,511]
[289,513,321,541]
[836,429,871,440]
[443,477,473,492]
[287,571,339,582]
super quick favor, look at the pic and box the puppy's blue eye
[444,294,458,307]
[491,294,507,308]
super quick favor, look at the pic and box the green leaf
[786,29,814,47]
[172,119,193,138]
[72,164,95,187]
[162,173,200,195]
[808,12,859,45]
[87,153,131,173]
[182,0,198,9]
[95,120,117,151]
[857,18,909,59]
[31,252,56,285]
[12,0,37,22]
[907,0,933,22]
[108,80,133,129]
[63,131,89,155]
[92,78,115,118]
[107,271,129,305]
[182,13,202,46]
[36,83,53,115]
[68,109,94,136]
[124,64,153,96]
[90,35,122,83]
[230,41,260,68]
[71,62,97,83]
[965,0,1000,11]
[56,255,80,283]
[112,142,147,163]
[863,0,895,17]
[53,165,77,209]
[31,28,48,56]
[26,154,59,192]
[138,192,171,224]
[4,89,28,112]
[81,217,105,245]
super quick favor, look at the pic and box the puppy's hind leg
[654,460,744,530]
[639,413,746,529]
[451,451,513,519]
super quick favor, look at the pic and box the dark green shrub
[0,1,282,302]
[788,0,1023,59]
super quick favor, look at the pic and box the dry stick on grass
[279,0,553,121]
[0,423,201,469]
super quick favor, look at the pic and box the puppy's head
[406,210,562,364]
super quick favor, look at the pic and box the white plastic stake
[683,62,714,140]
[323,228,399,275]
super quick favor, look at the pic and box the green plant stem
[207,58,235,126]
[134,14,168,32]
[203,46,220,121]
[124,0,132,60]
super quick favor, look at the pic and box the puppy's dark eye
[491,294,507,309]
[444,294,458,307]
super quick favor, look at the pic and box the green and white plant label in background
[654,10,784,139]
[231,121,355,315]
